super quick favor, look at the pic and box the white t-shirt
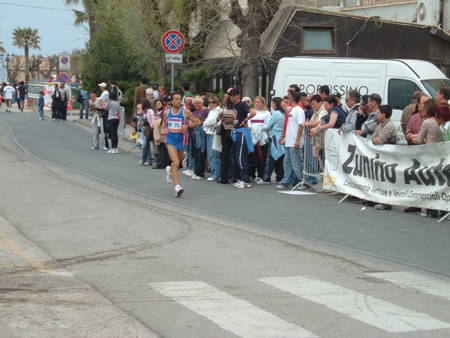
[3,85,15,100]
[285,105,305,148]
[100,90,109,105]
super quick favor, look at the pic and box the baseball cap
[228,88,240,96]
[98,82,107,88]
[333,92,342,98]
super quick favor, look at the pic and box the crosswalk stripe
[260,276,450,333]
[148,281,317,338]
[366,271,450,301]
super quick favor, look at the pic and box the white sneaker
[139,160,144,165]
[113,149,119,154]
[50,118,55,121]
[207,177,216,181]
[90,146,97,150]
[175,185,184,197]
[182,169,188,175]
[144,162,150,166]
[39,117,44,120]
[256,180,271,185]
[236,181,251,189]
[184,170,194,177]
[166,166,173,183]
[233,180,242,187]
[107,149,114,154]
[103,147,109,151]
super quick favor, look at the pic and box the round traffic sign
[162,30,185,53]
[61,56,69,65]
[58,72,69,83]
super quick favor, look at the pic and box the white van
[271,57,450,142]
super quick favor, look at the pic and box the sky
[0,0,88,57]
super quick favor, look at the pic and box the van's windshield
[421,79,450,98]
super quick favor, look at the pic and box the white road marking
[148,281,316,338]
[260,276,450,333]
[367,271,450,301]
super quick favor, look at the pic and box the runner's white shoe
[166,166,173,183]
[175,185,184,197]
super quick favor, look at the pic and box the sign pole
[171,63,175,92]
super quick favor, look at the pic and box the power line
[0,2,75,12]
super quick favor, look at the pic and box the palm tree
[65,0,100,35]
[12,27,41,82]
[0,41,5,53]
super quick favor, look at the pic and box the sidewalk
[0,121,159,338]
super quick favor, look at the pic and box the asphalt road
[1,107,450,338]
[1,109,449,277]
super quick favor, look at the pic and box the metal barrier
[118,106,125,140]
[292,126,325,191]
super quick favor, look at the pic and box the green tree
[228,0,281,98]
[12,27,41,82]
[0,41,5,53]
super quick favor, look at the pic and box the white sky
[0,0,88,57]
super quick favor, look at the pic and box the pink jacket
[145,109,156,127]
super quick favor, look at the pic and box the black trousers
[61,101,67,120]
[194,147,207,177]
[108,119,119,148]
[156,143,170,168]
[248,143,268,179]
[220,130,239,183]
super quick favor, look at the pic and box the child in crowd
[192,116,206,180]
[38,91,45,120]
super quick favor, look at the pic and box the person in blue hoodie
[38,90,45,120]
[192,116,207,180]
[228,88,256,189]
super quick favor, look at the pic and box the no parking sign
[59,54,71,70]
[162,30,185,53]
[58,72,69,83]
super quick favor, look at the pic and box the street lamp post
[0,52,16,83]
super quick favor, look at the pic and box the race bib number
[168,118,183,132]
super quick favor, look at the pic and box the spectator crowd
[2,78,449,217]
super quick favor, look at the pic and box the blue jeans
[207,134,221,180]
[38,107,44,119]
[236,131,250,183]
[187,135,195,170]
[141,128,152,164]
[280,147,302,187]
[79,99,90,119]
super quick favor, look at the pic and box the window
[388,79,421,110]
[302,26,335,53]
[421,79,450,99]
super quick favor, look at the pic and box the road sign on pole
[58,72,69,84]
[165,53,183,64]
[59,54,71,70]
[162,30,185,53]
[162,30,185,92]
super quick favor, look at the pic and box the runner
[161,92,198,197]
[3,82,15,113]
[17,81,27,112]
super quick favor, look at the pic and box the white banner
[324,129,450,211]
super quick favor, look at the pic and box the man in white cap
[99,82,110,150]
[3,82,15,113]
